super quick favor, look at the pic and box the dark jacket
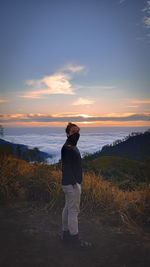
[61,133,82,186]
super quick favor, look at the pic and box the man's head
[65,122,80,137]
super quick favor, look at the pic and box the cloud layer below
[4,126,149,163]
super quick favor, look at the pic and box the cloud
[144,16,150,28]
[20,64,114,99]
[25,80,35,86]
[21,73,75,98]
[142,0,150,12]
[21,64,85,98]
[0,98,8,103]
[142,7,148,12]
[142,1,150,30]
[119,0,125,4]
[126,105,139,108]
[61,64,86,73]
[130,99,150,104]
[85,85,115,90]
[72,97,95,105]
[1,113,150,123]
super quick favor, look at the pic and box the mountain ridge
[82,129,150,162]
[82,130,150,189]
[0,138,52,162]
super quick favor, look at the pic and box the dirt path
[0,201,150,267]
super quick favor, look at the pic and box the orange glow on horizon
[1,120,150,128]
[0,112,150,127]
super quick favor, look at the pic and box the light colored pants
[62,183,81,235]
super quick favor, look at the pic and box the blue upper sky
[0,0,150,127]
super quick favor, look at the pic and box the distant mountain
[82,130,150,163]
[0,138,52,162]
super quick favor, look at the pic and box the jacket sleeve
[61,147,77,185]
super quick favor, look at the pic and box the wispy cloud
[19,64,115,99]
[22,73,75,98]
[130,99,150,104]
[142,7,148,12]
[142,1,150,32]
[61,63,86,73]
[144,16,150,28]
[72,97,95,105]
[0,98,8,103]
[0,113,150,123]
[126,105,139,108]
[85,85,115,90]
[20,64,85,98]
[119,0,125,4]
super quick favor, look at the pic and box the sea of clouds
[3,126,149,164]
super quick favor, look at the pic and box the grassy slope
[1,154,150,227]
[82,131,150,190]
[82,155,150,190]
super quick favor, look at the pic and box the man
[61,122,91,248]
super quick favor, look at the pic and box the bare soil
[0,201,150,267]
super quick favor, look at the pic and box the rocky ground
[0,201,150,267]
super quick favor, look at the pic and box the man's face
[67,126,80,137]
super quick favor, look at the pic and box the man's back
[61,136,82,186]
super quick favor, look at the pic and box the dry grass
[0,155,150,229]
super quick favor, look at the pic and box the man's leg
[62,184,81,235]
[68,183,81,236]
[62,185,91,247]
[62,196,69,232]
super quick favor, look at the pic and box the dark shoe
[62,230,71,242]
[69,234,92,248]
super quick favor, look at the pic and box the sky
[0,0,150,127]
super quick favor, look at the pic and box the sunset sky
[0,0,150,127]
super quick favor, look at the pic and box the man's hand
[73,184,77,189]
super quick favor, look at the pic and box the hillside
[82,156,150,190]
[82,130,150,162]
[82,130,150,189]
[0,138,52,162]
